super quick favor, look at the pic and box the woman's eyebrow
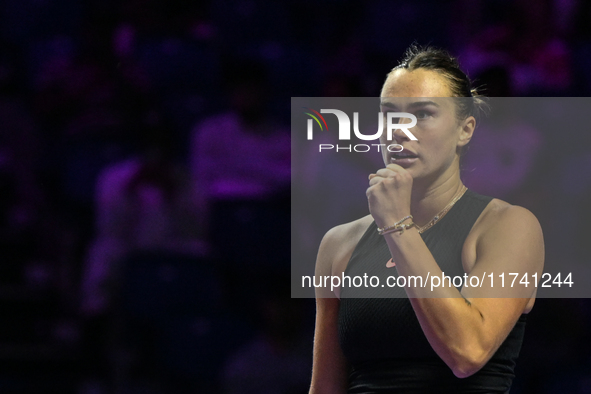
[379,100,440,110]
[379,101,398,110]
[407,100,440,109]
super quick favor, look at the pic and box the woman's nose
[390,119,414,143]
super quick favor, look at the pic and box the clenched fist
[366,163,413,229]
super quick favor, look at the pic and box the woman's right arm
[310,296,349,394]
[309,223,364,394]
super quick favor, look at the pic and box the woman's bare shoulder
[324,215,374,246]
[464,197,543,274]
[475,198,542,234]
[316,215,374,276]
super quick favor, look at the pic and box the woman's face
[379,68,474,184]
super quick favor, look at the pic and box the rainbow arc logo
[303,107,328,132]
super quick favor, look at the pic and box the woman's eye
[415,110,432,119]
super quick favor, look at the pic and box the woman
[309,46,544,393]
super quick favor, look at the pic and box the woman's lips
[390,149,418,165]
[390,156,418,166]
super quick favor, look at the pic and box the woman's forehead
[380,68,453,98]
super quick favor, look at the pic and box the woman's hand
[366,163,413,228]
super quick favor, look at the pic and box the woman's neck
[410,173,465,228]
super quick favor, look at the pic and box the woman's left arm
[384,204,544,378]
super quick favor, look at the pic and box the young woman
[309,46,544,393]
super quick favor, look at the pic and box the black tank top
[338,189,527,393]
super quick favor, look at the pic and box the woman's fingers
[369,176,382,187]
[368,165,407,184]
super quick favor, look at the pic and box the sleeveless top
[338,189,527,393]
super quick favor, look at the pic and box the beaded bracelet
[377,215,414,235]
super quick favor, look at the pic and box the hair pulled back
[389,44,485,120]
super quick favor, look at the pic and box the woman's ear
[458,116,475,148]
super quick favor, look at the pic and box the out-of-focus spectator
[190,59,290,268]
[81,119,207,317]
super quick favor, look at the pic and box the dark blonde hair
[388,44,485,121]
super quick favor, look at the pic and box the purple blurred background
[1,0,590,393]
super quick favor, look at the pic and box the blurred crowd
[1,0,591,393]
